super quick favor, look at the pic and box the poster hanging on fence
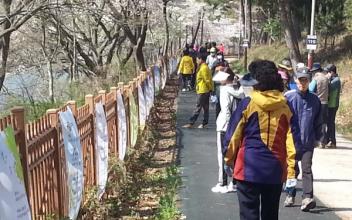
[59,107,84,220]
[149,75,155,108]
[117,92,127,161]
[95,102,108,199]
[138,84,147,130]
[129,91,139,148]
[143,80,150,117]
[153,65,161,94]
[0,127,31,220]
[146,76,153,115]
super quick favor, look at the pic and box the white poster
[95,102,108,199]
[129,91,139,148]
[117,92,127,161]
[146,76,154,114]
[150,75,155,107]
[0,127,31,220]
[59,107,84,220]
[161,66,167,90]
[138,85,147,130]
[143,81,150,117]
[154,66,161,94]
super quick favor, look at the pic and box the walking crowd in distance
[178,42,342,220]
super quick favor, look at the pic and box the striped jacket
[223,90,300,184]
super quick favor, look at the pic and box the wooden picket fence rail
[0,56,179,219]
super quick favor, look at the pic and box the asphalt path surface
[177,91,340,220]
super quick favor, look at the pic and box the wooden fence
[0,57,178,219]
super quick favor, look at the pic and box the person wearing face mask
[206,47,218,70]
[211,53,230,116]
[212,67,244,193]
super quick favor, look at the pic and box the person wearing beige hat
[278,59,297,90]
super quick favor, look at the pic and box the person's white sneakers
[226,182,237,193]
[211,183,228,193]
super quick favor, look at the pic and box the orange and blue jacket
[223,90,301,184]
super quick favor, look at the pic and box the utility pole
[200,7,204,46]
[244,0,248,71]
[307,0,316,70]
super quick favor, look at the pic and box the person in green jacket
[183,53,214,129]
[325,64,341,148]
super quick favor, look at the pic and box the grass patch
[155,165,182,220]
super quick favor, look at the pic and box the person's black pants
[181,74,192,89]
[320,104,328,144]
[326,107,338,145]
[189,92,210,125]
[288,151,314,199]
[237,181,282,220]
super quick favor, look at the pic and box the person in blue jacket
[284,67,323,212]
[223,60,300,220]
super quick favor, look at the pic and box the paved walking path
[176,91,351,220]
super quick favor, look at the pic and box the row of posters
[0,71,159,220]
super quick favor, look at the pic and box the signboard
[95,102,108,199]
[0,127,31,220]
[129,91,139,148]
[242,39,249,48]
[117,92,127,160]
[59,107,84,220]
[306,35,317,50]
[138,85,147,130]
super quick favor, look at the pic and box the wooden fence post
[124,84,131,148]
[84,94,97,184]
[11,107,31,209]
[132,79,140,127]
[98,90,106,104]
[46,108,64,217]
[85,95,94,113]
[110,87,118,157]
[67,101,77,117]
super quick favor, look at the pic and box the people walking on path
[325,64,341,148]
[206,47,218,70]
[178,49,195,92]
[212,53,230,116]
[212,68,244,194]
[183,53,213,129]
[284,67,323,211]
[223,60,299,220]
[309,63,329,148]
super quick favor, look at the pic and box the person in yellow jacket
[183,53,214,129]
[178,49,195,91]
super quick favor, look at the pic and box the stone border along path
[176,91,346,220]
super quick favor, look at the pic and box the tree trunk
[0,1,12,92]
[162,0,169,56]
[191,10,203,46]
[278,0,302,66]
[47,61,54,103]
[134,45,146,71]
[247,0,252,46]
[292,13,302,40]
[240,0,245,37]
